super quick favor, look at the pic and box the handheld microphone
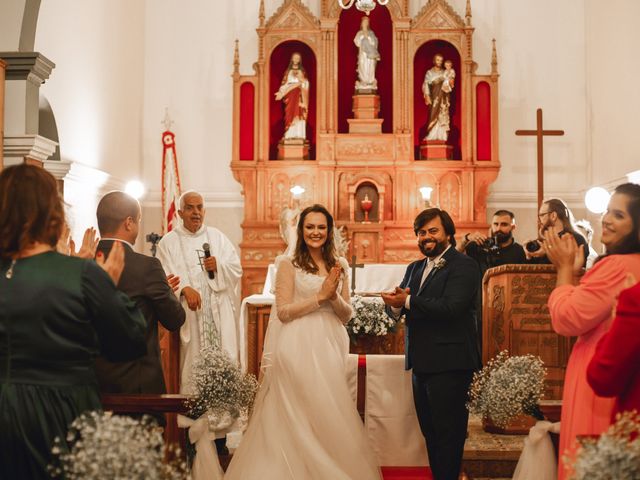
[202,243,215,279]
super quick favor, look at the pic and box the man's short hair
[493,209,516,221]
[96,191,140,235]
[413,208,457,247]
[178,190,202,210]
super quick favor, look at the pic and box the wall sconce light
[125,180,146,200]
[290,185,305,199]
[419,186,433,209]
[584,187,610,214]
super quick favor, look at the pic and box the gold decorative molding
[412,0,467,30]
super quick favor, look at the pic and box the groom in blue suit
[382,208,481,480]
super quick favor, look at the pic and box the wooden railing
[101,393,190,448]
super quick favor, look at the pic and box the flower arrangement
[467,350,546,428]
[568,410,640,480]
[185,347,258,423]
[346,295,398,338]
[49,411,187,479]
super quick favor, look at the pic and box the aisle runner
[381,467,433,480]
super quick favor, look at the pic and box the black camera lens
[483,238,497,248]
[525,240,541,253]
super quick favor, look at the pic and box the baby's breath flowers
[185,347,258,422]
[346,295,398,338]
[568,410,640,480]
[49,411,187,479]
[467,350,546,428]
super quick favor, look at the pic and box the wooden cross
[349,254,364,296]
[515,108,565,209]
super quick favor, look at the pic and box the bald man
[94,191,185,422]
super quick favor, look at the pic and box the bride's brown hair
[292,204,337,274]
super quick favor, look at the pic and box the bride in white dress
[225,204,381,480]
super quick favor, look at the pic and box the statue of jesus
[354,16,380,93]
[275,52,309,140]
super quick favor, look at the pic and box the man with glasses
[525,198,589,267]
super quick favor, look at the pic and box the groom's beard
[419,239,448,258]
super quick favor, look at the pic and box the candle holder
[360,194,373,223]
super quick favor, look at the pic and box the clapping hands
[71,227,100,259]
[381,286,410,309]
[543,230,584,275]
[318,266,343,302]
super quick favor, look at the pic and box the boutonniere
[433,258,447,272]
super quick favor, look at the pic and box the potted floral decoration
[186,347,258,430]
[467,350,546,433]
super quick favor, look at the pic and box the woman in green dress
[0,164,147,479]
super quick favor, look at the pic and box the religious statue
[422,54,455,142]
[354,16,380,93]
[275,52,309,140]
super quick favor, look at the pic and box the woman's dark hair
[292,204,337,274]
[603,182,640,256]
[544,198,577,234]
[413,208,457,247]
[0,164,65,259]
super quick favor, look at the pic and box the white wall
[585,0,640,187]
[34,0,145,241]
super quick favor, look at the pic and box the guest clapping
[545,183,640,480]
[0,164,146,479]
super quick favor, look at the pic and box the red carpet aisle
[381,467,433,480]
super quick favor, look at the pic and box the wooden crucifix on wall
[515,108,565,209]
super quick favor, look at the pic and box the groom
[382,208,481,480]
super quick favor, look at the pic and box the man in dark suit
[94,191,185,423]
[382,208,481,480]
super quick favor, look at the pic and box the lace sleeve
[328,258,353,324]
[275,258,320,323]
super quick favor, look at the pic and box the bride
[225,204,381,479]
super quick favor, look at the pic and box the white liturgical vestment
[157,222,243,393]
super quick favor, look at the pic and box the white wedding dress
[225,256,381,480]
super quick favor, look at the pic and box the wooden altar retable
[230,0,502,297]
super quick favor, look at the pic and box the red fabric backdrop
[239,82,255,160]
[413,41,461,159]
[476,81,491,161]
[338,7,393,134]
[269,41,317,159]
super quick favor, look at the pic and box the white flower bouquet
[186,347,258,424]
[569,410,640,480]
[49,411,187,479]
[467,350,546,428]
[346,295,398,339]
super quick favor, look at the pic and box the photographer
[459,209,526,274]
[459,210,526,354]
[525,198,589,268]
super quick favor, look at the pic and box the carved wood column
[462,27,474,163]
[0,59,5,170]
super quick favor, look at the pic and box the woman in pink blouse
[544,183,640,480]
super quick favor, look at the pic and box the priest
[157,190,243,395]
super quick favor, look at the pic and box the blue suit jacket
[388,247,481,374]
